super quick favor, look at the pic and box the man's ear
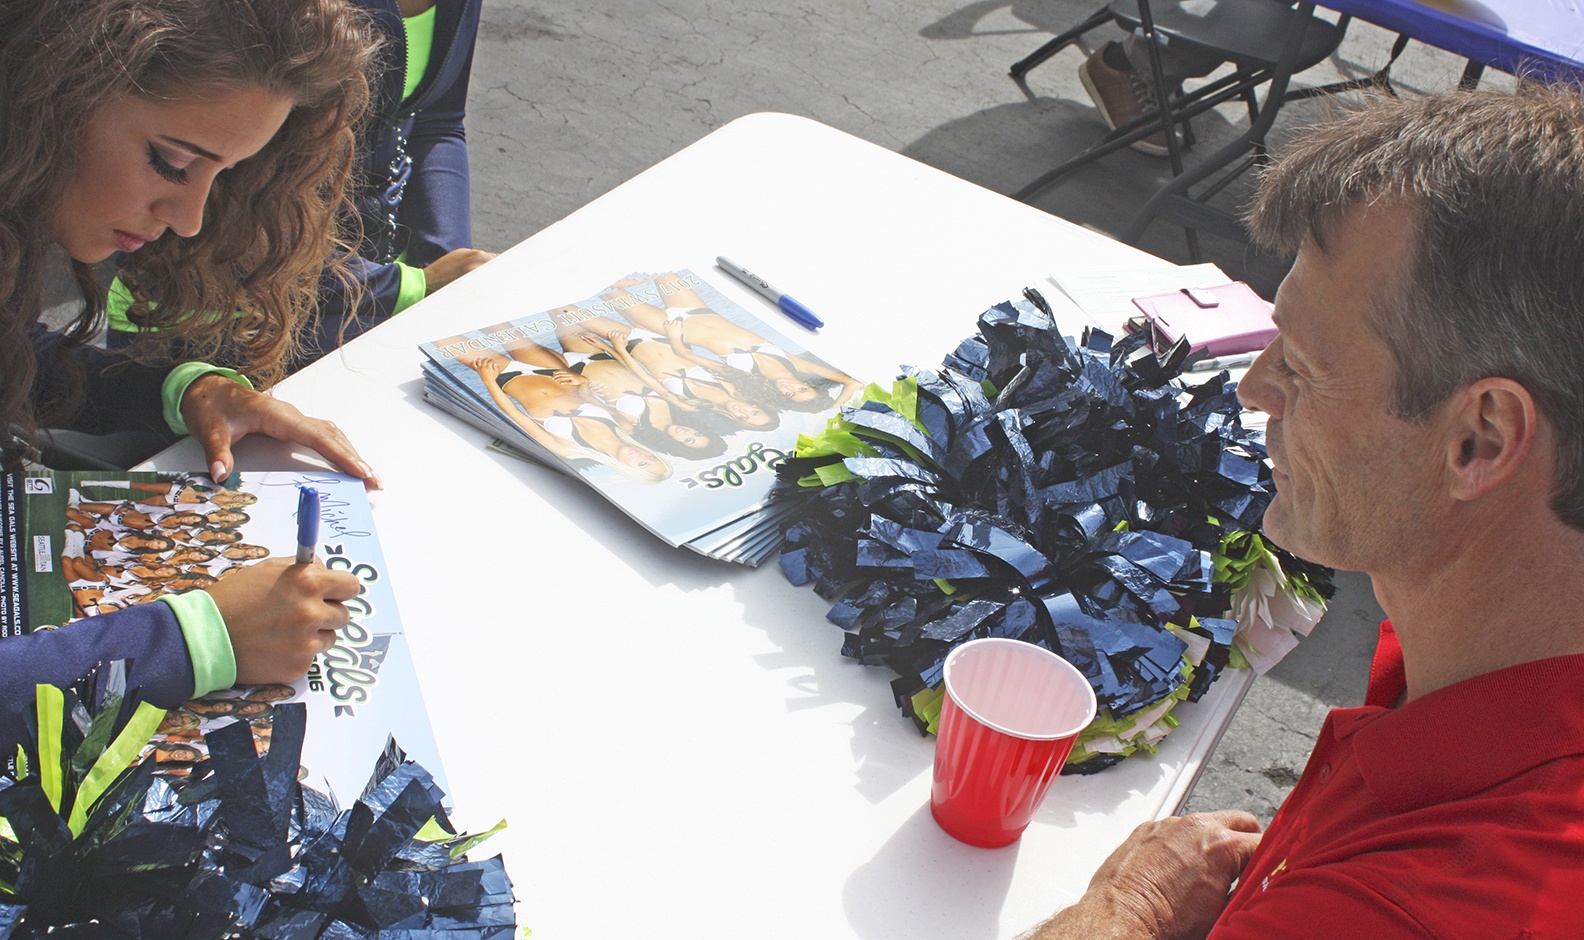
[1446,377,1538,501]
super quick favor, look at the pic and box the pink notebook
[1130,282,1277,357]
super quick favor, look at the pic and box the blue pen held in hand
[716,256,824,330]
[295,486,319,564]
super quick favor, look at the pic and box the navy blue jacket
[0,602,195,763]
[30,322,171,436]
[307,0,482,359]
[5,329,191,757]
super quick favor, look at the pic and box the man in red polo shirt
[1028,85,1584,938]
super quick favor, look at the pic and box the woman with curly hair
[105,0,498,368]
[0,0,376,760]
[1,0,381,486]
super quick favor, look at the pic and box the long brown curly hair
[0,0,377,460]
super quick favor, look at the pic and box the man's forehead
[1274,205,1420,364]
[1309,198,1420,255]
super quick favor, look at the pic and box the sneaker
[1078,44,1170,158]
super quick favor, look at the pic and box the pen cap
[778,295,824,329]
[297,486,320,545]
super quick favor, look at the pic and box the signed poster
[1,470,443,805]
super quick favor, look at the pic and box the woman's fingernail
[211,461,228,482]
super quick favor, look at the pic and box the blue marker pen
[716,256,824,330]
[295,486,319,564]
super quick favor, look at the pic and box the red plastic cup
[930,638,1098,848]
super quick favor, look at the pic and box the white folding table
[147,113,1253,939]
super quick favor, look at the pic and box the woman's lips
[113,229,154,252]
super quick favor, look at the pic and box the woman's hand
[467,355,503,379]
[180,375,380,489]
[550,369,587,390]
[423,247,497,294]
[835,378,864,407]
[202,557,362,686]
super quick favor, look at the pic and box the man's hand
[424,248,497,294]
[202,558,362,686]
[180,375,380,489]
[1027,811,1263,940]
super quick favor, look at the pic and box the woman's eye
[146,143,190,184]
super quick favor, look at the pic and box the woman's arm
[604,288,676,336]
[397,0,481,266]
[644,396,678,428]
[28,323,173,436]
[782,352,865,406]
[662,320,719,369]
[587,336,690,409]
[467,355,526,419]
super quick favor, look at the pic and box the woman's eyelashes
[146,142,190,184]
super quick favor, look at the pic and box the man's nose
[1236,344,1282,417]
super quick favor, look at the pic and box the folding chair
[1010,0,1370,256]
[1013,0,1349,193]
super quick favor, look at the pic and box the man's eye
[146,143,189,184]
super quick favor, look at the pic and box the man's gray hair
[1249,84,1584,529]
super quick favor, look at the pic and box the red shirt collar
[1340,621,1584,813]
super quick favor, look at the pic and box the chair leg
[1010,5,1114,79]
[1131,0,1196,258]
[1290,32,1409,101]
[1124,4,1320,247]
[1013,66,1277,202]
[1133,0,1188,179]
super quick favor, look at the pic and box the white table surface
[147,112,1252,940]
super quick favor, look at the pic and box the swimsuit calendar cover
[0,469,445,807]
[418,270,864,565]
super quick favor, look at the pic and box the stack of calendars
[419,270,863,565]
[0,470,445,806]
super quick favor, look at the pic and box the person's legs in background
[1078,34,1224,156]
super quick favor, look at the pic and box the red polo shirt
[1213,622,1584,938]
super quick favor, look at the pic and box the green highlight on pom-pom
[69,701,165,836]
[793,378,933,487]
[35,684,65,815]
[1215,530,1327,603]
[909,685,945,736]
[1227,644,1251,670]
[1068,669,1195,766]
[417,814,511,861]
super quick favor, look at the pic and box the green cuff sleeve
[106,275,142,334]
[158,591,237,698]
[394,262,428,313]
[162,363,254,435]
